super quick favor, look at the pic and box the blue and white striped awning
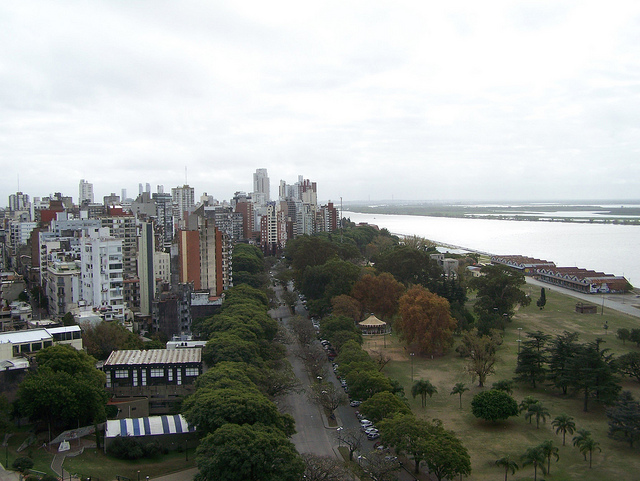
[105,415,195,439]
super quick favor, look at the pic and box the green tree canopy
[18,345,107,429]
[81,321,143,360]
[470,264,531,331]
[182,384,295,437]
[202,332,263,367]
[360,391,411,423]
[195,423,304,481]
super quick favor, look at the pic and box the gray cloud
[1,1,640,204]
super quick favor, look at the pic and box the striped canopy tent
[358,315,389,335]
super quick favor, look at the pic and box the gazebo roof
[358,315,387,327]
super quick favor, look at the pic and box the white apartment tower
[253,168,270,205]
[79,179,94,204]
[171,185,195,221]
[80,227,125,322]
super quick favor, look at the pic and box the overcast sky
[2,1,640,206]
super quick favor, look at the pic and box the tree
[514,331,550,389]
[411,379,438,409]
[62,312,76,326]
[289,316,317,347]
[471,389,518,422]
[281,290,300,314]
[308,382,347,415]
[615,351,640,382]
[525,402,551,429]
[547,331,580,395]
[360,391,411,423]
[495,455,519,481]
[450,382,469,409]
[182,385,295,437]
[552,414,576,446]
[351,272,405,321]
[335,427,364,462]
[519,396,539,423]
[202,332,262,367]
[521,446,546,481]
[470,264,531,330]
[330,295,362,323]
[538,439,559,475]
[471,390,518,422]
[80,321,143,360]
[359,450,401,481]
[579,437,601,468]
[423,425,471,481]
[301,454,353,481]
[536,287,546,309]
[491,379,514,394]
[372,246,442,289]
[606,391,640,447]
[195,423,304,481]
[397,286,456,355]
[17,345,107,429]
[378,413,430,474]
[567,340,621,412]
[459,328,501,387]
[572,428,592,461]
[629,328,640,347]
[617,328,631,345]
[346,369,393,401]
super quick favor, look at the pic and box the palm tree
[450,382,469,409]
[521,446,547,481]
[411,379,437,408]
[538,440,560,475]
[579,437,601,468]
[551,414,576,446]
[519,395,539,423]
[525,402,550,429]
[572,428,592,461]
[495,455,519,481]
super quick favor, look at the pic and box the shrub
[107,436,145,460]
[12,456,34,472]
[471,389,518,422]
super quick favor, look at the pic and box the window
[185,368,199,376]
[31,342,42,351]
[150,368,164,378]
[167,369,173,382]
[114,370,128,378]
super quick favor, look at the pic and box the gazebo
[358,315,390,335]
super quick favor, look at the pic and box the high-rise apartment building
[252,168,270,205]
[79,180,94,205]
[80,227,125,322]
[8,192,30,213]
[171,185,195,222]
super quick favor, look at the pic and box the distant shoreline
[345,203,640,225]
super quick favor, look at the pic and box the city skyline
[2,1,640,204]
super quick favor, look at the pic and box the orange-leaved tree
[397,285,456,355]
[351,272,405,321]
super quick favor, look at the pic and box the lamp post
[410,353,415,382]
[137,471,140,481]
[517,339,521,353]
[336,427,343,447]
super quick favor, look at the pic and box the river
[344,211,640,286]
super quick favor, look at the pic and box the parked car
[349,400,361,407]
[367,432,380,440]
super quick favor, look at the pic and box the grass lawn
[63,448,196,481]
[364,287,640,481]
